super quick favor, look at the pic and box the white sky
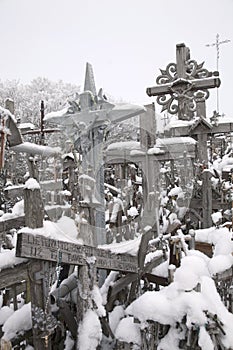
[0,0,232,117]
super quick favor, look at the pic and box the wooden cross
[15,228,164,345]
[106,227,164,310]
[23,101,60,145]
[146,43,221,120]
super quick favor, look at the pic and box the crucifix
[146,43,222,228]
[45,63,145,246]
[147,43,221,120]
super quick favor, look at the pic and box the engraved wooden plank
[16,232,138,273]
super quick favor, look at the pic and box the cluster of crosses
[1,42,232,349]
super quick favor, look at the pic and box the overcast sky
[0,0,232,117]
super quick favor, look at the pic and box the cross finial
[206,34,231,112]
[206,34,231,71]
[84,62,97,96]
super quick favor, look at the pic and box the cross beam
[147,77,220,97]
[146,43,221,120]
[16,232,138,273]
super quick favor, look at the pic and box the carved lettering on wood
[16,232,138,273]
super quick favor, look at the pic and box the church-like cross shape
[146,43,221,120]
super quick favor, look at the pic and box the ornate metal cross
[146,43,221,120]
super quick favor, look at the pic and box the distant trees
[0,77,80,125]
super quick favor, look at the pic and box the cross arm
[146,76,221,97]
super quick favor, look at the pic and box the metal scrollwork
[186,60,212,79]
[156,63,177,84]
[157,94,178,115]
[155,53,215,118]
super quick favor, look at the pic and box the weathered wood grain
[16,232,138,273]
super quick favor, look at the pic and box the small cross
[206,34,231,112]
[206,33,231,72]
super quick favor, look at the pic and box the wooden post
[168,264,176,283]
[201,170,213,228]
[139,103,156,150]
[23,182,54,349]
[0,99,13,170]
[189,229,196,250]
[24,185,44,229]
[40,100,45,145]
[28,261,53,350]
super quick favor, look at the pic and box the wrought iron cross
[206,33,231,112]
[146,43,221,120]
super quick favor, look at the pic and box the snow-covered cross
[147,43,221,120]
[45,63,145,245]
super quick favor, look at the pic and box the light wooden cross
[45,63,145,246]
[147,43,221,120]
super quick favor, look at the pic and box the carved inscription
[16,232,138,273]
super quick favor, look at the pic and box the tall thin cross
[206,33,231,113]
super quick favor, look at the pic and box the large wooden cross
[146,43,221,120]
[16,228,164,348]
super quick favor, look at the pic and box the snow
[115,316,141,346]
[77,309,102,350]
[198,326,215,350]
[0,248,27,270]
[24,177,40,190]
[0,199,24,221]
[18,215,81,244]
[156,136,197,145]
[165,117,196,130]
[44,106,69,121]
[126,275,233,347]
[167,186,183,197]
[2,302,32,341]
[0,306,14,326]
[147,147,165,155]
[11,141,61,156]
[99,236,141,256]
[91,286,106,318]
[18,122,35,130]
[109,305,125,333]
[0,106,17,122]
[107,141,140,151]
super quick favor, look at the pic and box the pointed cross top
[84,62,97,96]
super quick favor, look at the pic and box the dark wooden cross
[16,228,164,348]
[23,101,60,145]
[146,43,221,120]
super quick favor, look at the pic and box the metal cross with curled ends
[147,43,220,120]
